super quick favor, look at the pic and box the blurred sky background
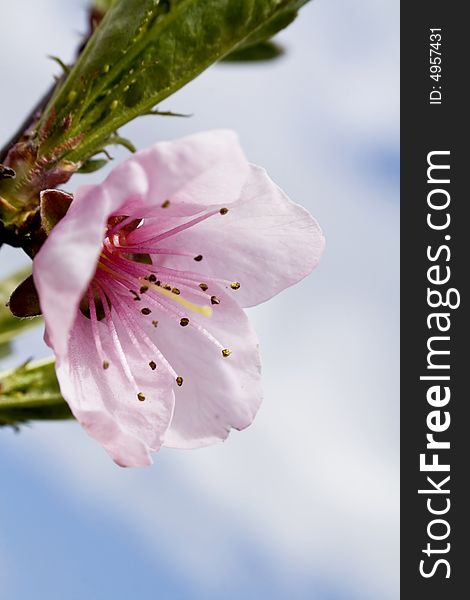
[0,1,399,599]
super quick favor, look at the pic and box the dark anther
[0,164,16,180]
[149,361,157,370]
[141,307,152,315]
[180,318,189,327]
[193,255,203,262]
[210,295,220,305]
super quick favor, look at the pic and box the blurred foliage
[0,357,71,426]
[0,267,42,354]
[93,0,117,11]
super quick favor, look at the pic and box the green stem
[0,357,72,426]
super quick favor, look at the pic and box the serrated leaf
[37,0,311,164]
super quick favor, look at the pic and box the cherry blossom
[33,130,324,466]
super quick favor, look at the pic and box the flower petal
[33,160,148,356]
[144,285,262,449]
[56,311,175,467]
[128,129,249,218]
[144,165,325,307]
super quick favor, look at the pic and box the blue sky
[0,1,399,599]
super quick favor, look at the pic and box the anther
[222,349,231,358]
[172,288,180,295]
[102,360,110,370]
[141,307,152,315]
[161,200,170,208]
[137,392,146,401]
[180,318,189,327]
[193,255,203,262]
[199,283,208,291]
[230,282,241,290]
[176,376,183,387]
[219,207,229,215]
[148,274,157,283]
[211,296,220,305]
[149,361,156,370]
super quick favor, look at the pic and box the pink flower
[33,130,324,467]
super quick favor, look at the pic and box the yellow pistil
[142,278,212,318]
[97,259,212,318]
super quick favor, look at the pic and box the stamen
[105,289,177,379]
[106,215,138,237]
[141,277,212,318]
[180,318,189,327]
[219,207,229,215]
[100,249,213,318]
[95,284,141,394]
[149,361,157,370]
[137,392,146,402]
[126,207,221,246]
[172,288,180,295]
[193,255,203,262]
[211,296,220,305]
[141,307,152,315]
[176,376,183,387]
[87,287,108,370]
[199,283,208,291]
[230,282,241,290]
[222,349,231,358]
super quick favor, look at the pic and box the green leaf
[0,267,42,348]
[37,0,311,164]
[223,40,284,62]
[0,358,72,426]
[47,55,71,75]
[77,158,109,173]
[92,0,118,12]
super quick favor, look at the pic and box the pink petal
[56,311,175,467]
[150,285,262,448]
[144,165,325,307]
[128,129,249,218]
[33,160,148,356]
